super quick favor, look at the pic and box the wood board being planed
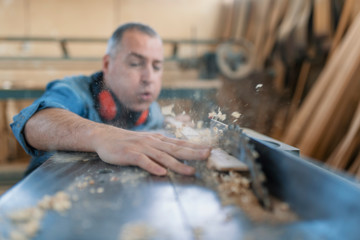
[207,148,248,172]
[165,117,249,172]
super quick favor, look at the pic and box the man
[11,22,211,176]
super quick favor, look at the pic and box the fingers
[97,131,210,176]
[160,135,210,149]
[145,134,211,161]
[129,152,168,176]
[156,142,210,161]
[100,145,195,176]
[145,147,196,175]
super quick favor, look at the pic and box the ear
[102,54,110,74]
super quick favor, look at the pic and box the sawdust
[118,222,157,240]
[203,168,297,223]
[161,104,176,117]
[192,226,204,240]
[50,152,98,163]
[208,108,226,121]
[6,191,72,240]
[231,111,241,119]
[116,169,149,185]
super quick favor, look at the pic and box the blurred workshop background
[0,0,359,193]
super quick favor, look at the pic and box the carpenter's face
[102,30,163,112]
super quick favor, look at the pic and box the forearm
[24,108,114,152]
[24,108,211,176]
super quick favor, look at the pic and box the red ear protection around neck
[135,109,149,126]
[98,89,117,121]
[97,89,149,126]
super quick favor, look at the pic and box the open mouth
[139,92,152,101]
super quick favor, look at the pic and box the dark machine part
[211,119,272,210]
[215,40,255,80]
[177,40,255,80]
[211,117,360,239]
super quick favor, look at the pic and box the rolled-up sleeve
[10,80,87,157]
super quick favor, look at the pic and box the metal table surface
[1,146,360,240]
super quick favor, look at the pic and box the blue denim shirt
[11,72,164,174]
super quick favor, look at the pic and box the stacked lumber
[218,0,360,176]
[283,11,360,174]
[217,0,313,134]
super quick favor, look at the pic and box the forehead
[118,30,164,61]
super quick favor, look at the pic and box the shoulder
[147,101,164,129]
[46,74,92,91]
[149,101,162,117]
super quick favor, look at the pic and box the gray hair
[106,22,160,57]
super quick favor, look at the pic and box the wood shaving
[50,152,97,163]
[193,226,204,240]
[41,191,71,212]
[213,170,297,223]
[118,222,156,240]
[7,191,72,240]
[161,104,175,117]
[196,120,204,129]
[231,111,241,119]
[9,230,27,240]
[8,208,43,223]
[110,176,119,182]
[19,220,40,238]
[208,108,226,121]
[96,187,104,194]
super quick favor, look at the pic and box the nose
[140,64,154,85]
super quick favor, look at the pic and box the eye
[129,62,141,67]
[153,64,162,71]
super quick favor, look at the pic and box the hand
[93,128,211,176]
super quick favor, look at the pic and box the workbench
[1,131,360,240]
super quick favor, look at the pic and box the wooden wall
[0,0,224,57]
[0,0,226,164]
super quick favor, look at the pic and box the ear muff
[91,72,149,126]
[97,89,149,126]
[135,109,149,126]
[98,89,117,121]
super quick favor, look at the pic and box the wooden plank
[277,0,304,43]
[313,0,333,50]
[272,54,286,94]
[293,0,311,52]
[297,15,360,158]
[276,0,308,63]
[315,83,359,160]
[245,1,257,43]
[348,151,360,175]
[287,60,311,121]
[233,0,251,40]
[207,148,248,172]
[221,0,236,39]
[328,0,356,57]
[327,101,360,169]
[354,152,360,179]
[262,0,288,62]
[253,0,272,69]
[282,14,360,145]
